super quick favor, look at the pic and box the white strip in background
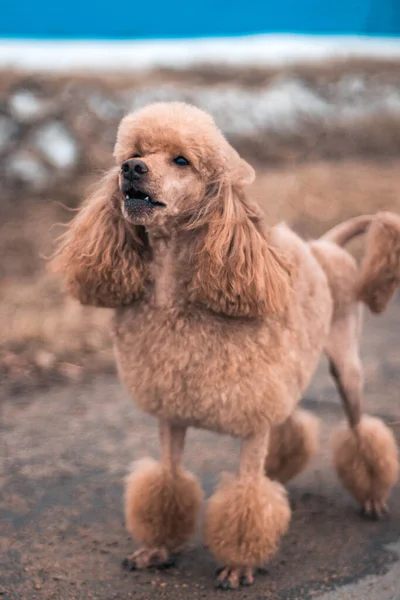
[0,34,400,72]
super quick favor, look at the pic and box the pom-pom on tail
[356,212,400,313]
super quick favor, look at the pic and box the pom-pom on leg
[205,476,290,572]
[123,458,203,568]
[332,416,399,519]
[326,311,399,518]
[205,433,291,589]
[123,422,203,570]
[266,409,320,483]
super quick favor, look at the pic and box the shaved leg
[326,307,364,429]
[159,420,186,474]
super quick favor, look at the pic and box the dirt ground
[1,299,400,600]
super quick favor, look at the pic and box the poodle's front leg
[205,430,291,590]
[123,420,203,571]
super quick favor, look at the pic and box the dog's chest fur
[149,237,175,308]
[113,228,333,438]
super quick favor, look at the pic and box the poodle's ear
[50,168,148,307]
[233,158,256,187]
[222,139,256,187]
[187,183,290,318]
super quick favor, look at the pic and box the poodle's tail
[322,212,400,313]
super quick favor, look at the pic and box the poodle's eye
[173,156,190,167]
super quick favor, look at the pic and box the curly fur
[357,212,400,313]
[332,416,399,505]
[51,168,149,307]
[322,211,400,314]
[185,185,290,318]
[124,458,203,551]
[266,409,320,483]
[204,475,291,567]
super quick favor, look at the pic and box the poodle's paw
[332,416,399,512]
[361,499,389,521]
[122,546,176,571]
[215,566,254,590]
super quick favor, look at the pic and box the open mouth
[123,188,165,210]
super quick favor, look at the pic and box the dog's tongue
[124,197,155,220]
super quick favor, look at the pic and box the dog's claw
[361,500,389,521]
[122,558,137,571]
[123,546,173,571]
[156,556,176,570]
[215,566,254,590]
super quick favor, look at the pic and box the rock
[34,121,78,169]
[6,151,49,189]
[87,93,123,120]
[9,89,47,122]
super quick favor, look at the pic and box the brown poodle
[52,102,400,590]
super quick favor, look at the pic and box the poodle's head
[114,102,255,226]
[112,102,289,317]
[53,101,289,316]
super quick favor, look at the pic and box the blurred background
[1,1,400,394]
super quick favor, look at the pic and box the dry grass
[158,57,400,88]
[3,57,399,91]
[232,114,400,167]
[1,158,400,395]
[252,159,400,234]
[0,203,114,395]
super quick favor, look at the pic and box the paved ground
[1,301,400,600]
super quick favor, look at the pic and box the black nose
[121,159,148,180]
